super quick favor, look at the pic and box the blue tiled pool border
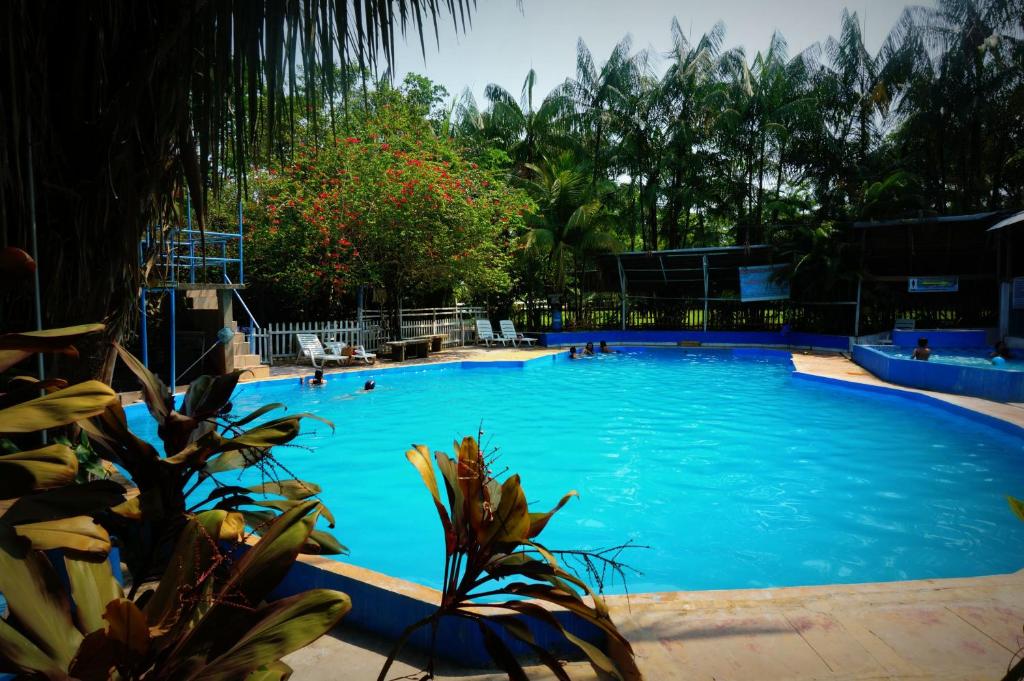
[852,344,1024,403]
[536,329,850,351]
[792,370,1024,437]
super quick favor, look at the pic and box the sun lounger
[295,333,348,367]
[476,319,509,347]
[499,320,537,347]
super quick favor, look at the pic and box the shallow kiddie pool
[125,348,1024,594]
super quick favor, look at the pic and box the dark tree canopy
[0,0,475,378]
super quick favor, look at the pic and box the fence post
[617,255,627,330]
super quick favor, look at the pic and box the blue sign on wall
[738,265,790,302]
[908,276,958,293]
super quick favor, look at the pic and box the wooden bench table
[384,338,430,362]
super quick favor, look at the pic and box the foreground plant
[0,298,349,679]
[1001,496,1024,681]
[379,436,642,681]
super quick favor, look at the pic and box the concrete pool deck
[791,353,1024,429]
[287,569,1024,680]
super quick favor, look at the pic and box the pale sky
[391,0,932,104]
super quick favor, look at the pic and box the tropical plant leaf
[202,447,270,474]
[214,500,321,607]
[230,403,287,429]
[14,516,112,555]
[302,530,348,556]
[115,343,171,425]
[195,590,350,681]
[2,479,126,525]
[142,511,232,634]
[484,474,530,546]
[494,615,574,681]
[0,536,83,669]
[477,619,529,681]
[1008,496,1024,522]
[102,598,151,657]
[244,661,294,681]
[528,490,579,538]
[0,617,63,678]
[0,444,78,499]
[79,401,161,472]
[0,377,69,410]
[0,380,117,434]
[252,499,335,528]
[407,445,455,551]
[181,370,249,418]
[65,555,123,634]
[0,323,104,373]
[246,479,322,500]
[0,246,35,281]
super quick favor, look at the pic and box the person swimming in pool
[308,368,326,385]
[911,337,931,361]
[599,340,616,353]
[583,341,595,356]
[991,340,1013,361]
[568,346,580,360]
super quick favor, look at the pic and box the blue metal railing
[138,199,247,380]
[140,198,245,287]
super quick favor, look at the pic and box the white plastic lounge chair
[295,333,347,367]
[499,320,537,347]
[476,319,509,347]
[894,318,916,331]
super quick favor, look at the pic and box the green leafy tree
[246,89,532,319]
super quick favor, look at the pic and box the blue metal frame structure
[137,197,249,390]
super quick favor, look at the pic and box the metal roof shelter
[848,211,1014,334]
[595,245,779,331]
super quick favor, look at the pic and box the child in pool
[911,337,930,361]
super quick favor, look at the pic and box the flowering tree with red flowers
[245,89,532,320]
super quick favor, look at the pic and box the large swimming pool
[125,348,1024,594]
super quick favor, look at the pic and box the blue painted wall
[271,561,604,668]
[537,330,850,351]
[891,329,989,348]
[853,345,1024,402]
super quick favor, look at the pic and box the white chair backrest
[894,318,915,331]
[499,320,517,338]
[296,333,325,356]
[476,319,495,339]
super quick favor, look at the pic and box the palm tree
[660,20,732,248]
[0,1,474,380]
[714,33,815,243]
[522,153,619,310]
[483,69,573,173]
[559,37,637,188]
[797,9,910,219]
[889,0,1023,211]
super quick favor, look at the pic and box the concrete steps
[181,292,271,379]
[239,364,270,381]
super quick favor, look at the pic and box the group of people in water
[910,337,1014,365]
[568,340,615,360]
[299,368,376,391]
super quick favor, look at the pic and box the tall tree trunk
[755,131,766,243]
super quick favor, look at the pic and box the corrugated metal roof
[851,211,1001,229]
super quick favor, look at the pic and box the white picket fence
[364,306,488,348]
[251,307,487,365]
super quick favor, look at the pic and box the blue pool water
[873,345,1024,371]
[125,348,1024,594]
